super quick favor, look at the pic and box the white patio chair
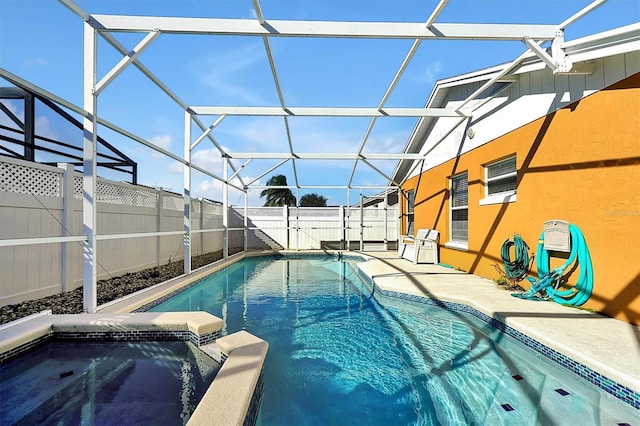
[398,229,439,264]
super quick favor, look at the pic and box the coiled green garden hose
[500,234,533,282]
[511,224,593,306]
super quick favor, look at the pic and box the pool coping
[0,311,268,426]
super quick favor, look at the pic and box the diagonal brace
[95,30,160,95]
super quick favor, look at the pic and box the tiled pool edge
[373,285,640,410]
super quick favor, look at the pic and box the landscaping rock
[0,250,229,325]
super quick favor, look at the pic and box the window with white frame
[481,156,517,205]
[405,189,415,235]
[450,172,468,246]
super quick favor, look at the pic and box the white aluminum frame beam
[251,185,396,190]
[59,0,246,188]
[89,15,558,41]
[226,153,426,160]
[190,106,468,117]
[455,41,544,113]
[94,30,160,95]
[0,236,88,247]
[190,114,226,150]
[82,21,98,313]
[560,0,608,30]
[183,111,192,275]
[426,0,450,27]
[349,7,439,188]
[255,0,300,189]
[0,68,244,193]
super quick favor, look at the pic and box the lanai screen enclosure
[0,0,626,313]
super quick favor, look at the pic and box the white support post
[359,192,364,251]
[284,205,289,249]
[346,188,351,251]
[82,22,98,313]
[383,194,389,251]
[58,163,74,293]
[157,188,164,266]
[339,205,345,250]
[199,198,204,256]
[183,111,192,274]
[295,188,300,251]
[243,190,248,252]
[223,156,229,258]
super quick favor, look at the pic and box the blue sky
[1,0,638,206]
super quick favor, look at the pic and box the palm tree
[260,174,297,206]
[300,193,328,207]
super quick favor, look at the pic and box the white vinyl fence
[0,157,223,306]
[1,156,397,306]
[231,205,397,251]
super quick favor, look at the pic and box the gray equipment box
[543,220,571,252]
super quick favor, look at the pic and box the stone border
[189,331,269,426]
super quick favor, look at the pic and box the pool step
[538,375,600,424]
[4,352,134,424]
[483,369,544,425]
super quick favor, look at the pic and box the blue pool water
[149,254,638,425]
[0,341,219,425]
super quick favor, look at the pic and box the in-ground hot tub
[0,311,268,426]
[1,339,219,425]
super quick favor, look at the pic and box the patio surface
[357,251,640,396]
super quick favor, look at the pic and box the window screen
[486,156,516,196]
[451,172,468,242]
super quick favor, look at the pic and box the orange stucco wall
[402,72,640,325]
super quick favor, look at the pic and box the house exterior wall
[402,72,640,324]
[406,50,640,183]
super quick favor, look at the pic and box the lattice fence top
[96,181,158,208]
[0,161,62,197]
[292,207,341,217]
[162,194,183,211]
[244,207,284,216]
[73,175,82,200]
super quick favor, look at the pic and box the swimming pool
[148,254,638,425]
[1,340,220,425]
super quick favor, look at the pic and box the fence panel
[1,157,399,306]
[0,157,227,306]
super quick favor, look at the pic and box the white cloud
[167,146,225,174]
[34,115,59,140]
[0,100,24,127]
[149,134,173,158]
[0,101,59,140]
[418,61,443,85]
[194,43,268,105]
[24,57,49,67]
[195,175,263,206]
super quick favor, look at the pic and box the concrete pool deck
[356,251,640,397]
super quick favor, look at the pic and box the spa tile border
[1,329,220,364]
[0,331,53,363]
